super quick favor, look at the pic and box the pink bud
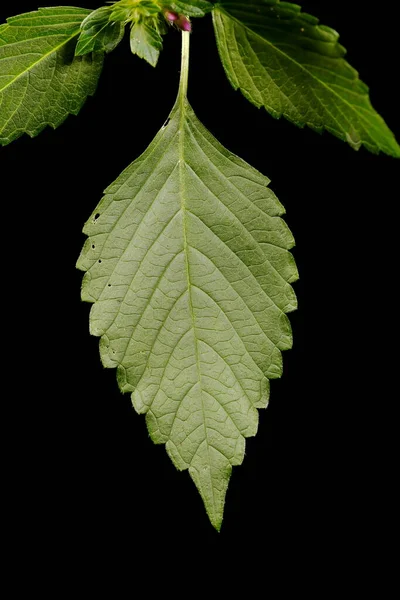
[176,15,192,32]
[165,10,178,22]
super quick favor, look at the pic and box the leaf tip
[210,515,223,533]
[205,498,224,532]
[389,140,400,159]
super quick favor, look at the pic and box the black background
[1,0,399,587]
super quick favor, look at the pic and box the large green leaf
[0,7,103,145]
[212,0,400,157]
[77,92,298,530]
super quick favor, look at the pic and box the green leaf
[109,4,134,24]
[167,1,214,17]
[77,95,298,530]
[110,0,161,22]
[75,7,125,56]
[0,7,103,145]
[212,0,400,157]
[130,20,163,67]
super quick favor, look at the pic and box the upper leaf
[130,19,163,67]
[77,95,298,530]
[75,6,125,56]
[111,0,161,22]
[212,0,400,157]
[0,7,103,145]
[166,1,214,17]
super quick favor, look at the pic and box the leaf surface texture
[75,6,125,56]
[77,97,298,529]
[213,0,400,156]
[0,7,103,145]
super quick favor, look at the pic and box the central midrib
[178,100,216,515]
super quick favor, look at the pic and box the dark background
[1,0,398,586]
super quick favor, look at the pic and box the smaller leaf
[75,7,125,56]
[130,20,163,67]
[111,0,160,22]
[109,5,133,23]
[166,1,213,17]
[134,1,162,16]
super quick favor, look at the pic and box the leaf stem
[178,31,190,103]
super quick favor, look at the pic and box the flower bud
[176,15,191,32]
[164,10,178,22]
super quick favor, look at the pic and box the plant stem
[178,31,190,103]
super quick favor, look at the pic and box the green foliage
[0,7,103,145]
[213,0,400,157]
[1,0,398,529]
[75,6,125,55]
[166,1,213,17]
[130,19,163,66]
[77,89,297,530]
[111,0,161,21]
[109,2,137,24]
[75,2,167,66]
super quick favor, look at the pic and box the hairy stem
[178,30,190,103]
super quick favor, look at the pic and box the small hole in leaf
[107,284,111,287]
[92,244,95,249]
[98,259,102,264]
[94,213,100,221]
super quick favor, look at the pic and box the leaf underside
[77,97,298,529]
[0,7,103,145]
[213,0,400,157]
